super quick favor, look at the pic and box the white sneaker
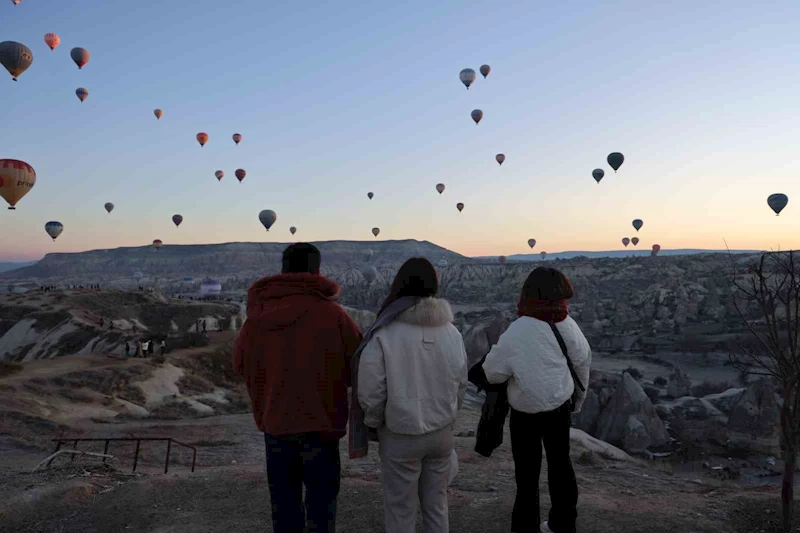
[541,521,554,533]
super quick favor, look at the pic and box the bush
[654,376,668,387]
[623,366,643,380]
[0,360,23,377]
[691,380,733,397]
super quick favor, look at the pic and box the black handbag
[549,323,585,412]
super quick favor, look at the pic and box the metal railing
[48,437,197,474]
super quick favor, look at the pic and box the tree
[729,251,800,532]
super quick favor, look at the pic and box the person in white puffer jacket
[482,266,591,533]
[358,257,468,533]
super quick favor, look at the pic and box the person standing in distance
[233,243,363,533]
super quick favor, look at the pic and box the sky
[2,0,800,261]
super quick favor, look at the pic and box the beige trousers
[378,425,454,533]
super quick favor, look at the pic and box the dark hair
[282,243,321,274]
[519,266,574,301]
[379,257,438,315]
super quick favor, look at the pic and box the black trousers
[264,433,341,533]
[509,403,578,533]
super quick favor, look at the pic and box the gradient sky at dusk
[2,0,800,261]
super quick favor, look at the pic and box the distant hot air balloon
[459,68,476,89]
[436,183,445,194]
[290,226,296,235]
[154,109,163,120]
[592,169,604,184]
[652,244,661,255]
[631,237,639,246]
[104,202,114,214]
[75,87,88,102]
[44,221,63,242]
[632,219,643,232]
[235,169,246,183]
[471,109,483,125]
[172,214,183,227]
[70,47,90,69]
[456,202,464,212]
[232,133,242,145]
[622,238,630,247]
[44,34,60,51]
[153,239,163,250]
[0,159,36,210]
[540,251,547,260]
[498,256,507,265]
[528,239,536,249]
[496,154,505,165]
[372,227,380,238]
[607,152,624,172]
[364,248,374,262]
[480,64,491,78]
[362,266,377,283]
[196,133,208,147]
[259,209,277,231]
[12,0,21,5]
[133,271,143,282]
[215,170,224,181]
[767,193,789,216]
[0,41,33,81]
[367,192,374,200]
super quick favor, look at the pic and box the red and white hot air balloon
[196,133,208,147]
[44,33,60,51]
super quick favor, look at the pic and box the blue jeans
[264,433,341,533]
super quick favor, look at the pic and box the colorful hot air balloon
[436,183,445,194]
[471,109,483,125]
[367,192,374,200]
[459,68,476,89]
[215,170,224,181]
[480,64,491,78]
[631,237,639,246]
[104,202,114,214]
[290,226,297,235]
[154,109,163,120]
[362,266,377,283]
[592,169,604,184]
[44,221,63,242]
[259,209,277,231]
[0,41,33,81]
[235,169,246,183]
[768,193,789,216]
[172,214,183,227]
[372,227,380,237]
[153,239,163,249]
[498,256,507,265]
[0,159,36,210]
[70,47,90,69]
[541,251,547,260]
[622,238,630,247]
[12,0,21,5]
[607,152,624,172]
[44,34,60,51]
[232,133,242,145]
[528,239,536,249]
[75,87,89,102]
[196,133,208,147]
[456,202,464,212]
[632,219,643,232]
[652,244,661,255]
[496,154,505,165]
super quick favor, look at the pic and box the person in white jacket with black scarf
[358,257,468,533]
[482,266,591,533]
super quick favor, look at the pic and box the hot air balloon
[364,249,374,262]
[528,239,536,249]
[592,169,604,184]
[44,221,63,242]
[367,192,374,200]
[259,209,277,231]
[607,152,624,172]
[459,68,476,89]
[44,34,60,51]
[362,266,377,283]
[498,256,507,265]
[172,214,183,227]
[652,244,661,255]
[70,47,90,69]
[631,237,639,246]
[632,219,643,232]
[496,154,505,165]
[75,88,88,102]
[436,183,445,194]
[196,133,208,147]
[480,64,491,78]
[767,193,789,216]
[456,202,464,212]
[622,238,630,247]
[12,0,21,5]
[471,109,483,125]
[153,239,163,250]
[290,226,297,235]
[0,41,33,81]
[215,170,224,181]
[154,109,163,120]
[0,159,36,210]
[232,133,242,145]
[235,169,246,183]
[104,202,114,214]
[133,271,143,282]
[540,251,547,260]
[372,227,380,238]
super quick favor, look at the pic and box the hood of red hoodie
[245,273,341,330]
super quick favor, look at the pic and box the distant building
[199,278,222,299]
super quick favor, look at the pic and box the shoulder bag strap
[549,323,585,392]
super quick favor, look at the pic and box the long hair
[378,257,439,315]
[519,266,574,302]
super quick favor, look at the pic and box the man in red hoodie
[233,243,362,533]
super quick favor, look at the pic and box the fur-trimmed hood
[396,297,454,327]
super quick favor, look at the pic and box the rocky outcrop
[703,388,746,415]
[461,313,512,369]
[667,365,692,399]
[666,397,726,422]
[727,379,781,454]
